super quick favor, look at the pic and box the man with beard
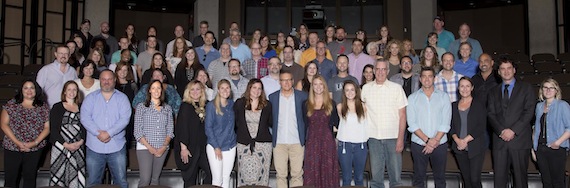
[472,53,500,104]
[220,59,249,101]
[36,45,78,107]
[390,56,420,97]
[73,19,93,57]
[347,39,375,84]
[81,70,131,188]
[261,57,283,98]
[93,21,118,57]
[327,26,353,62]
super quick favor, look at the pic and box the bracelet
[425,138,430,143]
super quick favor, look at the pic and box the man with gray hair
[361,59,408,188]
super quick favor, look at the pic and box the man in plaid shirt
[434,52,464,102]
[242,42,268,79]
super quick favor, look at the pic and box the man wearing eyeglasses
[196,31,220,69]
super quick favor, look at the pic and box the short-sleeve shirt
[2,99,50,151]
[328,75,359,104]
[361,80,408,139]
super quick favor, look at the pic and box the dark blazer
[49,102,86,145]
[268,90,308,147]
[487,80,536,150]
[450,99,487,158]
[233,97,273,146]
[174,102,208,170]
[174,62,205,97]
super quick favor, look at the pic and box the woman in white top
[167,37,188,76]
[336,80,368,187]
[279,35,302,63]
[74,60,100,98]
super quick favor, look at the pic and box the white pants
[206,144,236,188]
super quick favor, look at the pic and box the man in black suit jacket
[487,57,536,188]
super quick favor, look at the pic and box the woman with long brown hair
[175,47,205,97]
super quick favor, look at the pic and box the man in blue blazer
[268,70,308,188]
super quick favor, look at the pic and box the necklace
[192,101,206,122]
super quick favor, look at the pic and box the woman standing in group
[384,40,403,78]
[366,42,382,61]
[205,79,237,188]
[356,29,368,52]
[1,80,50,188]
[175,80,212,187]
[360,64,375,88]
[324,25,336,44]
[134,80,175,187]
[49,81,85,187]
[376,26,392,58]
[412,46,441,74]
[234,79,273,186]
[455,42,479,78]
[337,80,368,186]
[533,78,570,188]
[260,35,277,58]
[297,24,309,51]
[141,52,174,85]
[303,75,340,188]
[114,61,138,148]
[402,39,420,65]
[275,32,287,57]
[196,68,215,101]
[175,47,205,97]
[426,32,446,62]
[450,77,487,188]
[249,29,262,48]
[296,61,319,92]
[281,35,302,63]
[88,48,108,74]
[125,24,139,54]
[75,60,100,98]
[167,37,189,75]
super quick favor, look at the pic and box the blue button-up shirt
[205,100,237,151]
[81,89,132,154]
[533,99,570,150]
[312,58,337,82]
[407,88,452,145]
[196,46,220,70]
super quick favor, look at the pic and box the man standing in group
[312,41,336,81]
[93,21,118,58]
[228,29,251,64]
[268,70,308,188]
[488,57,536,188]
[328,54,358,104]
[208,43,232,87]
[390,56,420,97]
[347,39,375,84]
[361,60,408,188]
[434,52,464,102]
[166,25,193,56]
[472,53,501,104]
[281,46,304,82]
[327,26,352,62]
[407,67,452,188]
[221,59,249,101]
[243,42,269,79]
[81,70,132,188]
[111,36,137,64]
[261,57,282,98]
[196,31,220,69]
[136,35,160,79]
[192,20,218,49]
[430,16,454,50]
[299,32,332,67]
[36,45,78,107]
[447,23,483,59]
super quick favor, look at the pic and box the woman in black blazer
[233,79,273,186]
[450,77,487,188]
[174,80,211,187]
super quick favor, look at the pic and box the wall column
[194,0,220,40]
[528,0,557,56]
[410,0,437,48]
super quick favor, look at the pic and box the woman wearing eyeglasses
[533,78,570,188]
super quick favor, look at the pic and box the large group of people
[0,16,568,188]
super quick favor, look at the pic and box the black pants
[454,150,484,188]
[4,149,43,188]
[411,142,447,188]
[180,149,211,188]
[536,145,567,188]
[493,148,529,188]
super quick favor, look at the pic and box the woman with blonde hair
[205,79,236,188]
[402,39,420,64]
[303,75,340,188]
[533,78,570,188]
[175,80,212,187]
[384,39,404,78]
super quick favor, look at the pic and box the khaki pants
[273,144,304,188]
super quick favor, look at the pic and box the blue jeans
[368,138,402,188]
[338,141,368,186]
[86,145,128,188]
